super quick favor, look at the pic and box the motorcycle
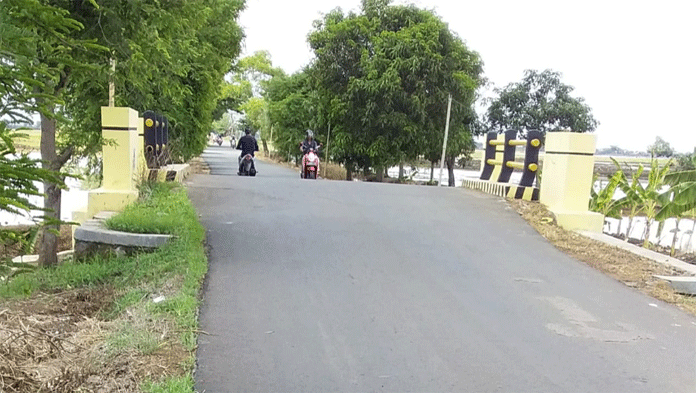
[239,154,256,176]
[301,148,320,179]
[215,135,223,146]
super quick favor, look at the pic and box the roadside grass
[0,182,207,392]
[322,161,347,180]
[106,182,188,234]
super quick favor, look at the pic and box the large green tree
[2,0,246,266]
[308,0,483,183]
[62,0,246,162]
[483,69,598,137]
[265,70,322,163]
[2,0,106,266]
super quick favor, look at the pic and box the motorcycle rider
[298,129,322,178]
[299,129,319,155]
[236,127,259,175]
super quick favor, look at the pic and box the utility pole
[324,122,331,177]
[438,94,453,187]
[108,58,116,107]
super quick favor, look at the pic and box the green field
[12,129,42,151]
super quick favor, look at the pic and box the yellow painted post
[490,133,505,182]
[540,132,604,232]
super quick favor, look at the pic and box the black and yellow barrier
[467,129,542,201]
[143,110,171,169]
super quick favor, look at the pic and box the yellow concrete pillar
[540,132,604,232]
[101,107,140,190]
[83,107,142,218]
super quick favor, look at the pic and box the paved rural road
[188,146,696,393]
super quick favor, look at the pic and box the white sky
[238,0,696,153]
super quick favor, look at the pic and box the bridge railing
[464,129,542,200]
[143,110,172,169]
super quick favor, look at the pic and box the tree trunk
[670,218,683,256]
[625,216,634,241]
[657,220,665,242]
[375,166,384,182]
[430,161,435,181]
[262,139,269,154]
[446,156,455,187]
[38,112,59,267]
[642,219,652,248]
[384,166,389,178]
[346,166,353,181]
[398,162,404,179]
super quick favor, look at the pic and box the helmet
[244,127,251,135]
[306,129,314,139]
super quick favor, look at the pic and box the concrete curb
[653,275,696,295]
[74,211,173,249]
[576,230,696,276]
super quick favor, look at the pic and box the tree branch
[56,145,75,169]
[54,66,72,96]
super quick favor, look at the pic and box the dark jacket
[237,134,259,157]
[300,139,318,154]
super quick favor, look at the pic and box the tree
[647,136,674,157]
[2,0,108,266]
[265,71,321,163]
[215,51,284,119]
[3,0,246,266]
[308,1,482,182]
[483,69,598,136]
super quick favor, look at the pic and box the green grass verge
[0,182,207,392]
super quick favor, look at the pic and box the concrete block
[87,189,138,218]
[74,220,172,248]
[654,276,696,295]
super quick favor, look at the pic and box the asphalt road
[189,145,696,393]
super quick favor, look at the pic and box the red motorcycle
[301,148,319,179]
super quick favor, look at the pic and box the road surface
[188,146,696,392]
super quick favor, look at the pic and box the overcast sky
[238,0,696,153]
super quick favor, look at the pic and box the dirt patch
[509,199,696,316]
[188,157,211,175]
[0,287,190,392]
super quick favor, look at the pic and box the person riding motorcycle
[236,128,259,175]
[298,129,322,178]
[299,129,320,155]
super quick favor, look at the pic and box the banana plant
[621,162,645,241]
[589,168,627,220]
[656,155,696,255]
[617,157,673,248]
[656,155,696,221]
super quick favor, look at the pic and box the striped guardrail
[463,129,542,201]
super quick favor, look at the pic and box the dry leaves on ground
[0,287,189,393]
[508,199,696,316]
